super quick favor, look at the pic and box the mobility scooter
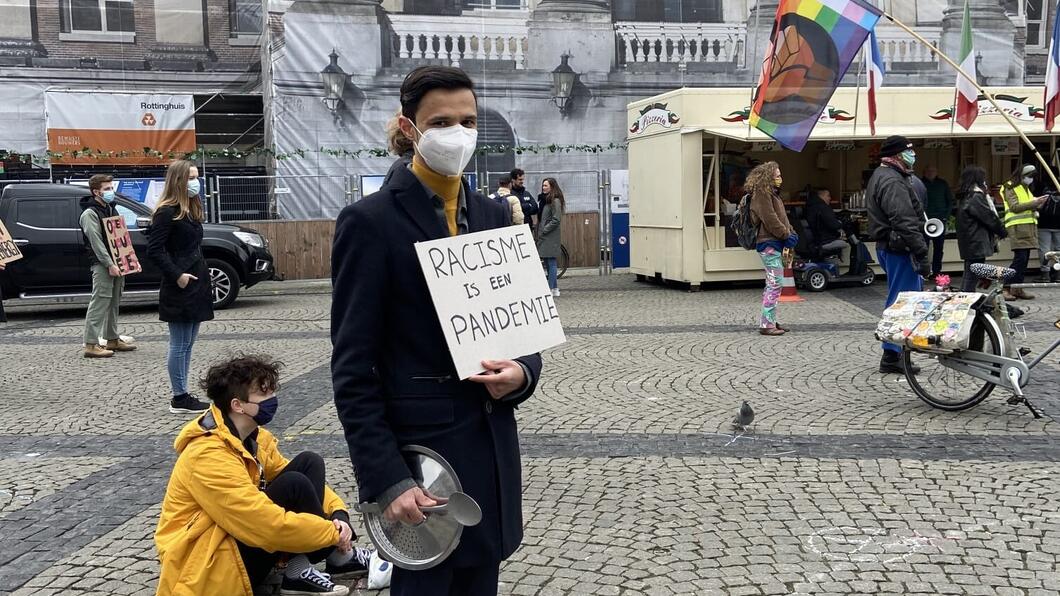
[792,213,876,292]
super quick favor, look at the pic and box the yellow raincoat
[155,405,346,595]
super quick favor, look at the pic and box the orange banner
[48,129,197,165]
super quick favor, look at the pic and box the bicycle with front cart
[901,252,1060,418]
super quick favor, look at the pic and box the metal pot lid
[356,445,470,571]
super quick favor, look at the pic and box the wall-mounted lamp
[320,49,349,112]
[550,53,578,118]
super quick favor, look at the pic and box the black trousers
[1010,248,1031,284]
[239,451,334,587]
[391,559,500,596]
[961,258,986,292]
[931,234,946,276]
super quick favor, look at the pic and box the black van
[0,184,275,309]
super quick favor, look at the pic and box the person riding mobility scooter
[791,189,876,291]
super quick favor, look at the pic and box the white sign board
[415,225,566,379]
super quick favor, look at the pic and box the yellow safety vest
[1002,183,1038,228]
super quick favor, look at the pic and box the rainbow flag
[750,0,882,151]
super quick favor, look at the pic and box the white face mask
[411,122,478,177]
[1022,176,1034,186]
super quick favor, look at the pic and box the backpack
[729,193,759,250]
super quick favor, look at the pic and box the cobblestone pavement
[1,275,1059,595]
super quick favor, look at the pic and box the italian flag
[954,0,978,130]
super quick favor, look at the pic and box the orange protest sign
[0,219,23,265]
[102,216,142,276]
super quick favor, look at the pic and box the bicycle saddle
[970,263,1016,281]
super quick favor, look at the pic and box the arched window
[469,107,515,185]
[612,0,721,23]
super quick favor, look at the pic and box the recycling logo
[141,113,157,126]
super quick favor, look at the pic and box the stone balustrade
[614,22,746,68]
[873,23,942,71]
[389,13,529,69]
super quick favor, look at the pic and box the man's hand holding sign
[414,225,566,381]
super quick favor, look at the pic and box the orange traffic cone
[778,248,804,303]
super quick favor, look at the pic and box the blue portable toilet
[610,170,630,268]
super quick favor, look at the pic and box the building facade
[0,0,1053,211]
[0,0,266,179]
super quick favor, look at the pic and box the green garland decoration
[0,142,627,166]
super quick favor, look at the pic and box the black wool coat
[331,165,543,566]
[147,206,214,323]
[956,190,1007,261]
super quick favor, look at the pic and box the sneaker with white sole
[551,287,560,297]
[169,394,210,414]
[280,568,349,596]
[325,547,373,580]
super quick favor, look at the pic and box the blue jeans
[877,248,923,354]
[168,322,201,396]
[543,257,558,290]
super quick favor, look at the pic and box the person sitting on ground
[155,355,371,596]
[804,188,847,260]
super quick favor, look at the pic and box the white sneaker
[551,288,560,297]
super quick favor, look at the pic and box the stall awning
[627,86,1060,144]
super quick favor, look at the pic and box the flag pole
[881,12,1060,188]
[853,45,864,135]
[748,1,764,134]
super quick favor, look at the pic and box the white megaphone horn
[923,213,945,238]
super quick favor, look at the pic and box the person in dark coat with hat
[866,135,929,374]
[331,66,543,596]
[147,159,214,415]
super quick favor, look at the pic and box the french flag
[1045,0,1060,131]
[866,29,884,136]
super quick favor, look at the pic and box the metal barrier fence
[212,175,354,222]
[480,169,612,275]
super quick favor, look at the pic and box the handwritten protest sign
[102,215,142,276]
[0,219,23,265]
[415,225,566,379]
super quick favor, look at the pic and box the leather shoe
[880,356,920,374]
[105,339,137,352]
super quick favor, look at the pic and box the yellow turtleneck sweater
[411,157,461,237]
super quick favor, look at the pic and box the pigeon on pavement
[732,400,755,431]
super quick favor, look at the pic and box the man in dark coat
[331,66,542,596]
[804,189,846,258]
[866,135,928,374]
[509,168,539,230]
[922,165,953,276]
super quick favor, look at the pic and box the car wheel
[863,270,876,285]
[206,258,241,310]
[807,270,828,292]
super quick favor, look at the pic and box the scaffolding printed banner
[45,92,196,165]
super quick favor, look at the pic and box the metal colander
[356,445,469,570]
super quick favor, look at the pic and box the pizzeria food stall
[626,86,1058,285]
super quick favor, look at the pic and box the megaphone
[923,213,945,238]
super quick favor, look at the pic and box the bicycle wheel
[557,245,570,279]
[902,316,1002,411]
